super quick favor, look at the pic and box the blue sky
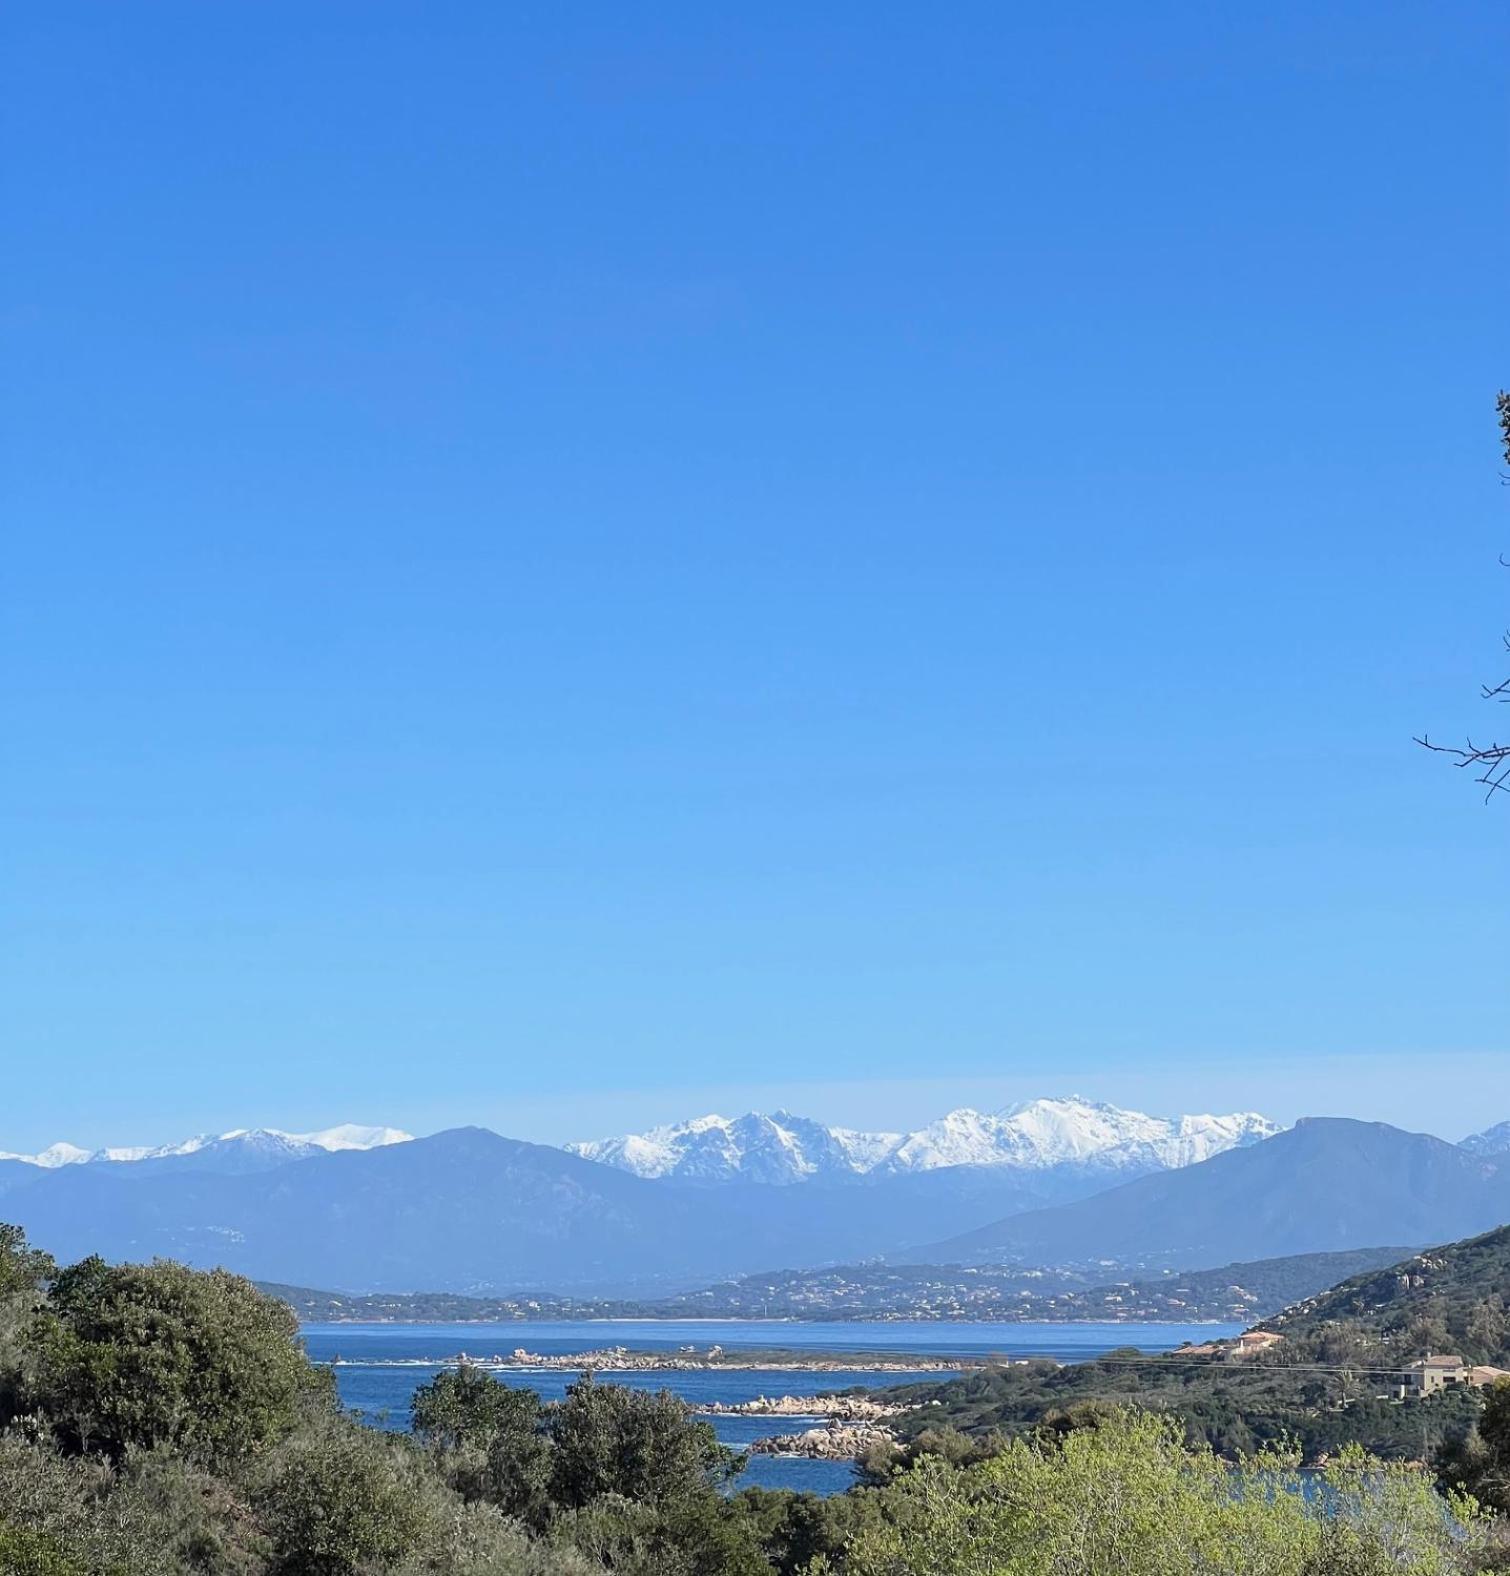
[3,1,1507,1152]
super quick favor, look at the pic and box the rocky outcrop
[748,1420,898,1459]
[700,1393,906,1419]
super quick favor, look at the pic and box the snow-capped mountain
[0,1142,95,1169]
[0,1123,413,1172]
[875,1100,1279,1176]
[568,1098,1281,1186]
[1461,1119,1510,1158]
[568,1111,891,1186]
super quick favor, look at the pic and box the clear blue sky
[3,1,1507,1153]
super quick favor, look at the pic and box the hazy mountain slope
[1462,1120,1510,1158]
[740,1160,1108,1251]
[911,1119,1510,1273]
[5,1128,722,1292]
[3,1127,1091,1293]
[0,1160,46,1199]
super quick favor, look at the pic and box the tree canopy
[25,1257,329,1467]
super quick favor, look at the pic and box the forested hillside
[1265,1224,1510,1364]
[872,1229,1510,1469]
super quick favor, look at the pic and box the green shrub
[547,1377,740,1510]
[412,1368,552,1525]
[832,1408,1487,1576]
[0,1522,88,1576]
[29,1259,330,1468]
[0,1434,164,1576]
[255,1419,448,1576]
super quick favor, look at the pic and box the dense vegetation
[1267,1226,1510,1365]
[835,1409,1495,1576]
[4,1223,1510,1574]
[875,1351,1487,1463]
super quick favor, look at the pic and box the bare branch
[1416,734,1510,801]
[1418,391,1510,800]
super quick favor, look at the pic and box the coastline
[301,1314,1239,1328]
[325,1349,983,1373]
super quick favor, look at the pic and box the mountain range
[0,1124,411,1174]
[1,1099,1275,1190]
[1,1107,1507,1297]
[13,1098,1505,1187]
[913,1118,1510,1272]
[0,1126,1131,1292]
[567,1098,1282,1184]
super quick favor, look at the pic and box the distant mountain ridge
[4,1111,1509,1297]
[0,1125,1133,1293]
[10,1105,1505,1183]
[0,1124,412,1173]
[568,1097,1282,1184]
[912,1118,1510,1272]
[1462,1120,1510,1158]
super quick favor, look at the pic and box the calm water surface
[306,1319,1241,1497]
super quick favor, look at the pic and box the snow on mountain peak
[570,1097,1281,1185]
[0,1141,93,1169]
[829,1124,907,1172]
[0,1124,413,1171]
[568,1110,900,1185]
[877,1098,1278,1175]
[1461,1119,1510,1157]
[290,1124,413,1152]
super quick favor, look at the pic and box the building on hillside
[1468,1365,1510,1388]
[1233,1330,1284,1358]
[1406,1355,1469,1395]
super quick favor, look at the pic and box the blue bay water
[307,1319,1242,1497]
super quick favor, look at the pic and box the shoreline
[301,1315,1237,1329]
[326,1351,984,1373]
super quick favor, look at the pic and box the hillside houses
[1406,1355,1510,1396]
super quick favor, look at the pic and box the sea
[307,1318,1243,1496]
